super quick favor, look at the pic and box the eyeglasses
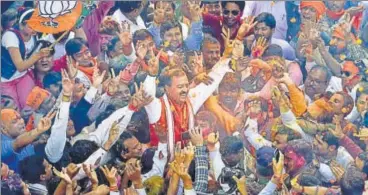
[223,9,240,16]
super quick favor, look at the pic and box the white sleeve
[2,31,19,48]
[244,119,272,150]
[87,93,112,122]
[281,110,314,143]
[141,142,168,182]
[87,106,134,146]
[84,86,98,104]
[143,75,162,124]
[319,163,336,182]
[136,189,147,195]
[73,148,108,180]
[189,59,232,113]
[259,180,278,195]
[184,189,197,195]
[45,101,71,163]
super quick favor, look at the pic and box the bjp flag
[27,1,82,34]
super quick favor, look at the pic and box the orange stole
[149,97,190,146]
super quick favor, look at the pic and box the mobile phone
[181,131,191,140]
[274,149,280,163]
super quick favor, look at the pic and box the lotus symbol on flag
[27,1,82,34]
[38,1,77,27]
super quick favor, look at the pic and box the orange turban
[300,1,326,20]
[26,86,50,110]
[1,109,19,124]
[343,61,359,75]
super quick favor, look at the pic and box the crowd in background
[1,1,368,194]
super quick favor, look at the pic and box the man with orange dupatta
[143,48,233,160]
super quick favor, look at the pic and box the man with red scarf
[202,1,245,51]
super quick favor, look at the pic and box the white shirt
[112,9,146,35]
[242,1,288,40]
[42,32,75,60]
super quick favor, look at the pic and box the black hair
[133,29,153,46]
[160,20,183,39]
[341,166,365,195]
[19,155,46,184]
[220,136,243,156]
[43,71,62,89]
[107,36,121,53]
[221,1,245,12]
[141,148,156,174]
[355,82,368,103]
[18,7,33,25]
[201,34,220,50]
[321,132,340,149]
[65,37,88,57]
[1,8,17,29]
[47,176,61,194]
[117,1,143,13]
[30,40,55,57]
[262,44,283,58]
[255,12,276,29]
[276,125,301,141]
[298,174,322,186]
[112,131,135,160]
[69,140,99,164]
[309,65,333,83]
[358,152,368,175]
[154,1,175,10]
[129,109,150,144]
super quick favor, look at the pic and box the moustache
[180,91,187,96]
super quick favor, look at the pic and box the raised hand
[117,21,132,46]
[192,72,214,85]
[183,143,195,166]
[187,1,201,22]
[232,39,244,60]
[147,48,162,76]
[37,111,56,133]
[82,164,98,186]
[232,175,247,195]
[329,115,344,139]
[53,167,72,184]
[104,78,119,96]
[272,151,284,184]
[300,41,314,62]
[129,83,154,110]
[330,160,345,182]
[275,73,294,86]
[100,165,118,186]
[222,27,234,58]
[252,37,268,58]
[92,66,106,88]
[66,163,81,180]
[126,160,142,184]
[189,127,204,147]
[66,56,78,79]
[136,40,148,60]
[249,59,271,71]
[174,142,185,164]
[237,16,258,41]
[61,68,74,97]
[169,161,191,181]
[153,2,169,25]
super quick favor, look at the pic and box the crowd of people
[1,1,368,194]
